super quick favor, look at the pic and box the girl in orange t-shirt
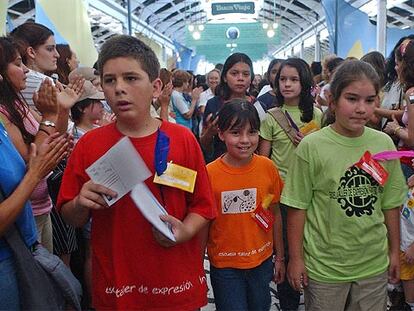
[204,99,285,311]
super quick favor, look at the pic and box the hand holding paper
[131,183,176,242]
[76,180,118,210]
[86,137,152,205]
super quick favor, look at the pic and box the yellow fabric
[347,40,364,59]
[0,2,7,36]
[400,251,414,280]
[135,33,164,67]
[37,0,98,66]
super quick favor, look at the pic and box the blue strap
[154,129,170,176]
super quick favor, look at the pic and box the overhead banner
[212,2,255,15]
[186,22,281,63]
[0,1,7,35]
[36,0,98,66]
[204,0,262,21]
[322,0,413,58]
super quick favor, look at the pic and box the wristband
[274,256,285,262]
[40,120,56,128]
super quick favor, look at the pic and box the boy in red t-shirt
[57,35,216,310]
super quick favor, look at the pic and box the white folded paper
[85,137,152,206]
[131,183,176,242]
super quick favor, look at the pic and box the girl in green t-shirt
[258,58,321,311]
[283,60,406,311]
[258,58,322,180]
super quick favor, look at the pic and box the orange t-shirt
[207,154,283,269]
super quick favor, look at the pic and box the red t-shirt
[57,121,216,310]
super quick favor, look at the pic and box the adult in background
[257,59,284,110]
[170,70,202,130]
[0,36,77,253]
[55,44,79,85]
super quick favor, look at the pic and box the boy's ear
[152,78,162,98]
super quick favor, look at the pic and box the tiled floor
[201,258,305,311]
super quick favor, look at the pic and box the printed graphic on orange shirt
[221,188,257,214]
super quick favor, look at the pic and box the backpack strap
[267,107,299,145]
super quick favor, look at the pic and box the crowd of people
[1,20,414,311]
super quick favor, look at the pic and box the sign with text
[212,2,255,15]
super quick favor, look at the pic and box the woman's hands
[33,78,59,118]
[57,76,85,110]
[191,86,203,103]
[33,77,85,116]
[383,115,402,136]
[203,113,219,137]
[27,132,69,180]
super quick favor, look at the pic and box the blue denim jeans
[210,256,273,311]
[401,163,414,180]
[0,257,20,310]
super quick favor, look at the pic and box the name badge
[153,162,197,193]
[354,151,388,186]
[300,120,320,135]
[252,194,275,232]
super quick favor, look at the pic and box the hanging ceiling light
[262,22,268,29]
[188,24,195,32]
[192,31,201,40]
[267,29,275,38]
[198,24,205,31]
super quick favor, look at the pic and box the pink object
[372,150,414,161]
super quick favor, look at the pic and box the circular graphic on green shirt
[333,166,382,217]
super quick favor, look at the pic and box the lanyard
[154,128,170,176]
[284,110,300,132]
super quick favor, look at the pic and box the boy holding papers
[57,35,216,310]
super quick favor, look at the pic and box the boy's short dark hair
[98,35,160,81]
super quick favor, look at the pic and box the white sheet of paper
[85,137,152,206]
[131,183,176,242]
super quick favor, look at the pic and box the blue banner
[322,0,413,57]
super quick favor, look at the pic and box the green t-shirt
[259,105,322,180]
[281,126,407,283]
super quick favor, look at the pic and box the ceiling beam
[11,8,35,27]
[88,0,174,50]
[146,1,199,26]
[156,9,205,33]
[8,0,24,8]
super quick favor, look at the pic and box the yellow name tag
[300,120,320,135]
[153,163,197,193]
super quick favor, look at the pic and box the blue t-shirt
[171,90,192,129]
[257,92,278,111]
[0,122,37,261]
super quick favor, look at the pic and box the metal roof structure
[5,0,414,61]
